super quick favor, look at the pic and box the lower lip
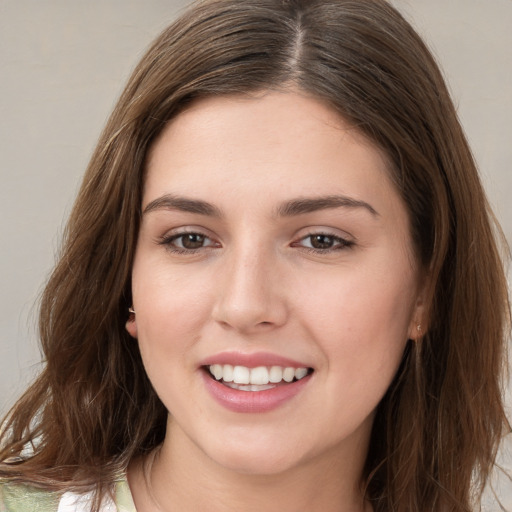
[201,371,312,413]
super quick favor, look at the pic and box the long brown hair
[1,1,510,510]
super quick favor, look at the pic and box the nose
[212,245,288,333]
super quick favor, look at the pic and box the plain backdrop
[0,0,511,506]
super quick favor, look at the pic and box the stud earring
[413,324,424,343]
[128,307,136,314]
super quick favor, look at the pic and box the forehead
[144,90,393,198]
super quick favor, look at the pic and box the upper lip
[199,351,312,369]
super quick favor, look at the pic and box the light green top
[0,477,136,512]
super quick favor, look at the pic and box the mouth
[204,364,314,392]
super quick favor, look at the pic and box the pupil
[183,234,204,249]
[311,235,333,249]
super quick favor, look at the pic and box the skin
[126,90,425,512]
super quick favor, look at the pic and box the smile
[207,364,310,391]
[202,361,314,413]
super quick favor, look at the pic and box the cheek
[132,280,210,415]
[295,257,416,376]
[298,268,414,437]
[131,260,214,375]
[299,266,414,332]
[133,255,211,325]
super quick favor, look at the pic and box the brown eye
[293,233,353,252]
[180,233,206,249]
[160,231,218,253]
[309,234,336,249]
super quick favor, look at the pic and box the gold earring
[413,324,423,342]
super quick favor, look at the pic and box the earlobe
[407,270,432,340]
[408,296,428,341]
[126,319,138,338]
[125,307,138,338]
[409,322,423,341]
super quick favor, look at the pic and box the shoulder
[0,478,136,512]
[0,481,60,511]
[113,478,137,512]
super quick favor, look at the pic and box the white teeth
[208,364,309,386]
[283,367,295,382]
[250,366,269,385]
[232,365,250,384]
[222,364,234,382]
[225,383,276,391]
[295,367,308,380]
[211,364,223,380]
[269,366,283,383]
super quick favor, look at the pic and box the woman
[0,0,510,510]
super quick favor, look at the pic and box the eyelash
[158,231,354,255]
[158,231,219,254]
[293,232,355,253]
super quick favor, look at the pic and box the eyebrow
[143,194,222,217]
[276,195,379,217]
[143,193,378,218]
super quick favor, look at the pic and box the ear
[126,311,138,338]
[407,279,429,341]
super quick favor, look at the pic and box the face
[127,91,424,477]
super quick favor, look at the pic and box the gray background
[0,0,511,507]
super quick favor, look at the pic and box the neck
[129,417,371,512]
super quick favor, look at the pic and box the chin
[204,438,307,476]
[216,454,301,477]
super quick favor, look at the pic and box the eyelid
[291,229,355,253]
[157,226,221,254]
